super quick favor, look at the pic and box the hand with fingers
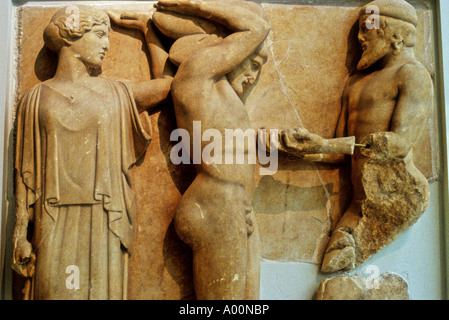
[280,128,325,156]
[12,236,35,279]
[244,208,255,236]
[107,9,156,32]
[155,0,203,15]
[360,131,408,160]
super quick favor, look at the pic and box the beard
[357,42,391,70]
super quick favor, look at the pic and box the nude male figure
[148,0,270,300]
[112,0,357,298]
[281,0,433,273]
[151,0,359,297]
[307,0,433,272]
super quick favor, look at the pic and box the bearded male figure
[322,0,433,272]
[281,0,433,273]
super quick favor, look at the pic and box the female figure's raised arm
[108,10,174,112]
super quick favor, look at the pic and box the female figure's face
[69,23,110,69]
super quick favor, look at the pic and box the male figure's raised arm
[157,0,270,79]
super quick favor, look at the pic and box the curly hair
[43,5,110,53]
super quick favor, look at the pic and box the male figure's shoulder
[395,59,431,82]
[394,59,433,97]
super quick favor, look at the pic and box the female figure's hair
[44,5,110,52]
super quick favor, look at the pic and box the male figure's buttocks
[154,0,270,299]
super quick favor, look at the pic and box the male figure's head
[357,0,417,70]
[227,42,269,103]
[224,0,270,103]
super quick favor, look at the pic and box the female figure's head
[44,5,111,69]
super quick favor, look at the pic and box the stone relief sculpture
[11,5,172,299]
[316,273,409,300]
[8,0,437,301]
[145,0,358,300]
[280,0,433,273]
[321,0,433,273]
[149,0,271,300]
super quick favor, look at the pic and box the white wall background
[261,182,446,300]
[1,0,448,300]
[437,0,449,301]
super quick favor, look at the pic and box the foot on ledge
[321,227,356,273]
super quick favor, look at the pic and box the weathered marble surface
[317,0,434,273]
[317,272,409,300]
[249,2,437,265]
[14,3,195,300]
[11,0,438,299]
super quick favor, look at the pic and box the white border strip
[0,0,15,298]
[436,0,449,300]
[1,0,448,300]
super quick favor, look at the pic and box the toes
[321,227,356,273]
[321,246,356,273]
[326,227,355,252]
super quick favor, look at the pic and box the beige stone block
[14,3,195,300]
[317,273,410,300]
[11,0,439,299]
